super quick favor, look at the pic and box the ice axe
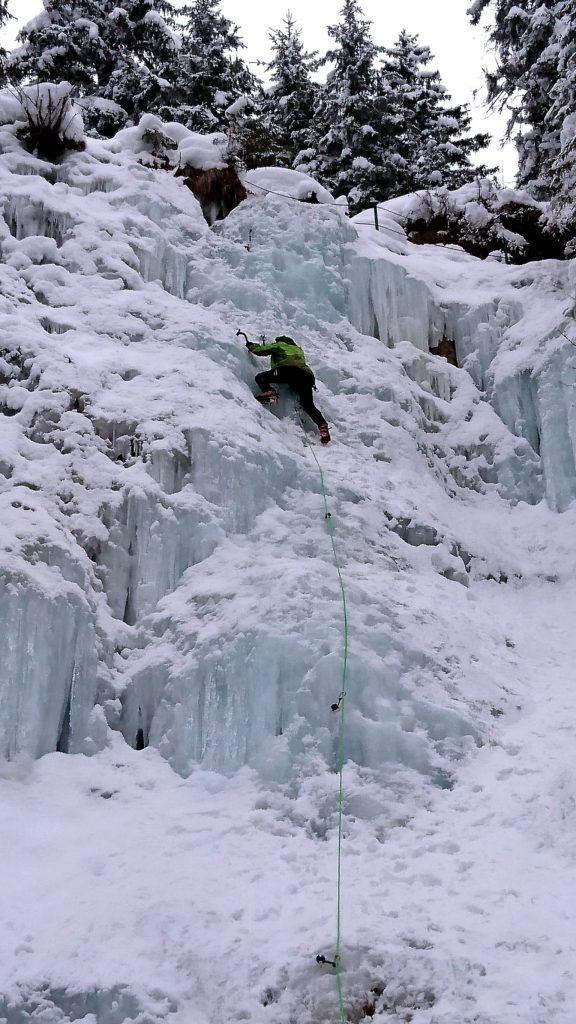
[237,330,266,346]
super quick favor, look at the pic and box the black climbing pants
[255,367,327,429]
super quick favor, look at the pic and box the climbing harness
[298,411,349,1024]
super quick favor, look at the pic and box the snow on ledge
[242,166,336,205]
[109,113,229,170]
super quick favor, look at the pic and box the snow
[506,4,531,21]
[352,155,372,170]
[226,94,252,117]
[0,113,575,1023]
[74,18,101,41]
[464,200,493,229]
[493,187,544,211]
[111,113,228,170]
[0,91,27,127]
[7,83,85,144]
[380,180,545,224]
[243,166,336,205]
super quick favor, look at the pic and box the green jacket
[247,339,313,377]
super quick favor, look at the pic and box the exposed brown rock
[177,164,247,224]
[430,336,458,366]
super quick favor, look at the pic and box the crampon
[256,390,279,405]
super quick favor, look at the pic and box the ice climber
[240,332,331,445]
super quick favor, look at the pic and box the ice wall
[440,264,576,511]
[119,544,481,792]
[350,223,575,512]
[0,575,98,757]
[0,121,571,789]
[348,251,442,352]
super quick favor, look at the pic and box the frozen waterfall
[0,135,572,781]
[1,117,576,1024]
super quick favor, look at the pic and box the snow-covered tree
[8,0,179,136]
[546,0,576,249]
[299,0,400,209]
[100,0,179,130]
[161,0,256,133]
[0,1,11,83]
[468,0,560,194]
[7,1,103,92]
[259,12,319,167]
[382,30,491,193]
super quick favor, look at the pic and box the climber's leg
[255,369,278,403]
[295,378,330,443]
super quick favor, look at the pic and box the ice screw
[316,954,338,968]
[331,692,346,713]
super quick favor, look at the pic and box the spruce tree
[260,12,319,167]
[8,0,179,136]
[162,0,256,133]
[546,0,576,248]
[7,0,104,92]
[95,0,179,133]
[300,0,399,209]
[468,0,560,194]
[0,1,11,83]
[382,31,491,193]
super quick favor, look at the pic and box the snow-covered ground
[0,114,576,1023]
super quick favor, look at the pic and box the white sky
[1,0,517,183]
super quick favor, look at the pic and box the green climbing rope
[299,417,349,1024]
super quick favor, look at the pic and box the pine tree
[95,0,179,133]
[546,0,576,249]
[7,0,104,92]
[468,0,561,194]
[259,12,319,167]
[300,0,399,209]
[382,31,491,193]
[0,1,11,83]
[8,0,179,136]
[162,0,256,133]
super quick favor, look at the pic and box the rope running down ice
[298,412,349,1024]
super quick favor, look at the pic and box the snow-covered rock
[243,165,336,205]
[373,179,558,263]
[110,112,229,170]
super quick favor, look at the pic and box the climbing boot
[256,390,278,405]
[319,424,331,445]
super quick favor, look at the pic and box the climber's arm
[246,342,278,357]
